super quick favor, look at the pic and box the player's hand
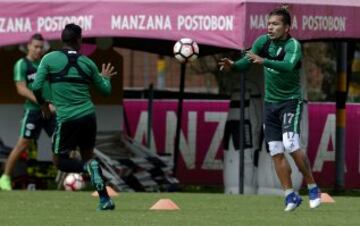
[218,58,234,71]
[101,63,117,79]
[246,51,264,64]
[40,102,52,119]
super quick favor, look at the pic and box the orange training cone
[91,186,119,197]
[150,199,180,210]
[320,193,335,203]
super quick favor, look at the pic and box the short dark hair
[269,7,291,26]
[61,23,82,44]
[29,33,44,43]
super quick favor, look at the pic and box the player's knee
[282,132,301,152]
[268,141,284,156]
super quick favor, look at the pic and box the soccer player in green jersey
[219,7,321,211]
[0,34,55,191]
[32,24,116,211]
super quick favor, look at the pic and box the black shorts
[20,110,55,139]
[52,113,97,155]
[264,99,303,142]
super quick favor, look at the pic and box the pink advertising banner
[243,2,360,49]
[124,100,360,188]
[124,99,229,185]
[308,103,360,188]
[0,1,240,48]
[0,0,360,49]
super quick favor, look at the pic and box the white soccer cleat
[309,197,321,209]
[284,192,302,212]
[284,203,298,212]
[308,186,321,209]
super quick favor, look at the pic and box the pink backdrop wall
[124,100,360,188]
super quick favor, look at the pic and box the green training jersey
[32,50,111,122]
[233,34,302,102]
[13,58,51,110]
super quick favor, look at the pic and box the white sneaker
[309,197,321,208]
[284,203,298,212]
[284,192,302,212]
[308,187,321,209]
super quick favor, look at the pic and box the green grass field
[0,191,359,226]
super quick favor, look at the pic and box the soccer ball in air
[63,173,85,191]
[173,38,199,63]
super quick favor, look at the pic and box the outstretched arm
[91,62,117,96]
[218,35,268,72]
[218,54,252,72]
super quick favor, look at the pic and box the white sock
[307,184,317,190]
[285,189,294,197]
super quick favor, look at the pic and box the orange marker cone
[150,199,180,210]
[91,186,119,197]
[320,193,335,203]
